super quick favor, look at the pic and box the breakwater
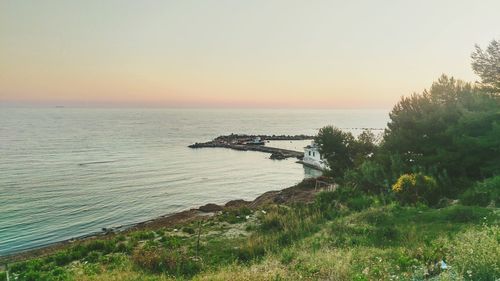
[188,134,312,159]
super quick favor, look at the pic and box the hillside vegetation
[1,183,498,280]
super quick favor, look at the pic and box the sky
[1,1,499,108]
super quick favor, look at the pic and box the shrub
[100,254,128,270]
[332,186,364,203]
[182,227,196,235]
[361,208,393,226]
[131,230,156,241]
[448,225,500,280]
[315,186,375,212]
[445,205,484,223]
[131,247,163,272]
[84,239,115,254]
[68,244,90,260]
[131,247,201,276]
[280,248,295,264]
[346,195,373,211]
[115,234,126,242]
[392,250,419,271]
[8,258,70,281]
[373,225,399,244]
[260,212,283,233]
[314,190,339,211]
[461,175,500,207]
[344,160,387,193]
[114,242,132,253]
[51,251,72,266]
[161,235,183,249]
[315,186,367,209]
[392,173,437,205]
[85,251,101,263]
[237,238,266,262]
[219,207,251,224]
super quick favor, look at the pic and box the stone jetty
[188,134,313,159]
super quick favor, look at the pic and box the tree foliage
[315,126,356,179]
[381,75,500,188]
[471,39,500,94]
[315,126,378,181]
[316,40,499,201]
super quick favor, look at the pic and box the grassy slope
[1,191,499,281]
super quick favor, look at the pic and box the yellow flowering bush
[392,174,417,193]
[392,173,437,204]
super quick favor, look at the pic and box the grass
[1,191,499,281]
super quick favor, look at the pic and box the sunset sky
[1,0,499,108]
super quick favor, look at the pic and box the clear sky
[1,1,499,108]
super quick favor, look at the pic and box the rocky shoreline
[0,177,325,264]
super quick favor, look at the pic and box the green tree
[471,39,500,94]
[352,129,377,166]
[381,75,500,191]
[382,75,468,171]
[315,127,379,181]
[315,126,355,179]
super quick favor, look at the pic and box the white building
[302,141,327,170]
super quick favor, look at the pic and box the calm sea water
[0,108,388,255]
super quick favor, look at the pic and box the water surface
[0,108,388,255]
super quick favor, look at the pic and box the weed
[183,226,196,234]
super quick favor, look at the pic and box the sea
[0,108,389,256]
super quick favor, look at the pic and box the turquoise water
[0,108,388,255]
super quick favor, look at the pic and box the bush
[131,230,156,241]
[461,176,500,207]
[84,239,115,254]
[392,173,438,205]
[373,225,399,244]
[68,244,90,260]
[361,208,393,226]
[161,235,183,249]
[237,238,266,262]
[315,186,363,207]
[8,258,70,281]
[219,207,252,224]
[344,161,387,193]
[448,225,500,280]
[51,251,72,266]
[131,247,201,276]
[445,205,484,223]
[85,251,101,263]
[314,190,338,209]
[182,227,196,235]
[114,242,132,253]
[346,195,373,211]
[260,212,283,233]
[280,248,295,264]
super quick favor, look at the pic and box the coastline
[0,177,324,264]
